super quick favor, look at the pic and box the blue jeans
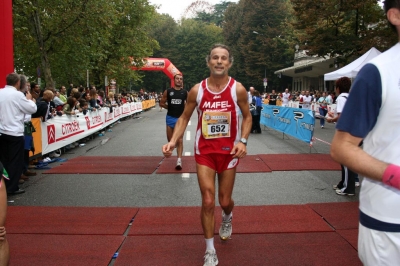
[319,107,327,126]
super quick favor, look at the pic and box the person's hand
[162,142,175,157]
[26,90,33,100]
[230,143,247,159]
[0,227,6,240]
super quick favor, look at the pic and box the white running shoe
[203,250,218,266]
[219,211,232,241]
[335,189,355,196]
[175,159,182,170]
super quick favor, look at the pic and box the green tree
[139,13,179,92]
[194,1,235,27]
[172,19,224,90]
[291,0,397,62]
[139,17,224,92]
[13,0,158,89]
[223,0,295,91]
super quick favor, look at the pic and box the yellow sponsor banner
[142,99,156,110]
[30,118,42,158]
[263,99,282,106]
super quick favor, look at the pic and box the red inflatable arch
[131,58,182,88]
[0,0,14,88]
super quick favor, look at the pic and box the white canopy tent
[324,47,381,81]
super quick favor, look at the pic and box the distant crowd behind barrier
[30,100,155,158]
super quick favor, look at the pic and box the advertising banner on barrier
[41,102,143,154]
[260,105,315,144]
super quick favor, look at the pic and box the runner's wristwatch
[240,138,247,146]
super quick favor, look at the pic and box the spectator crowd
[0,73,161,194]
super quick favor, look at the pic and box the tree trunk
[31,2,54,88]
[41,52,54,89]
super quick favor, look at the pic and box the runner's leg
[176,136,183,158]
[217,168,236,216]
[166,125,174,142]
[197,164,217,239]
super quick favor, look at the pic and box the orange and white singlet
[195,77,240,155]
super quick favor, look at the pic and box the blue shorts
[166,115,179,128]
[24,135,33,150]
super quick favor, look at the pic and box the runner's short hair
[206,44,234,64]
[384,0,400,32]
[335,77,351,94]
[174,74,183,80]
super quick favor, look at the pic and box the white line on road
[182,173,190,179]
[314,137,331,146]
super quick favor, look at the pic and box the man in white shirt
[281,88,291,107]
[248,86,255,105]
[301,90,313,110]
[0,73,37,195]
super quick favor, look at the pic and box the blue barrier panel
[260,105,315,144]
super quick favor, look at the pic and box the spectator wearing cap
[0,73,37,195]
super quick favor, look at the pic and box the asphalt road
[9,107,359,207]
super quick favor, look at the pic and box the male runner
[162,44,252,266]
[159,73,187,170]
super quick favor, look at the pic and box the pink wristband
[382,164,400,190]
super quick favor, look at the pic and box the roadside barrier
[29,99,155,158]
[260,105,315,146]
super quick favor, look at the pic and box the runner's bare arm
[230,82,252,158]
[159,90,168,109]
[162,84,199,156]
[331,130,387,182]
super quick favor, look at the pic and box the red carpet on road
[337,229,359,250]
[156,155,272,174]
[44,154,340,174]
[259,153,341,171]
[44,156,163,174]
[129,206,204,235]
[6,206,138,235]
[236,155,272,173]
[129,205,332,236]
[6,204,361,265]
[308,202,359,230]
[116,233,361,266]
[156,156,197,174]
[8,234,124,266]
